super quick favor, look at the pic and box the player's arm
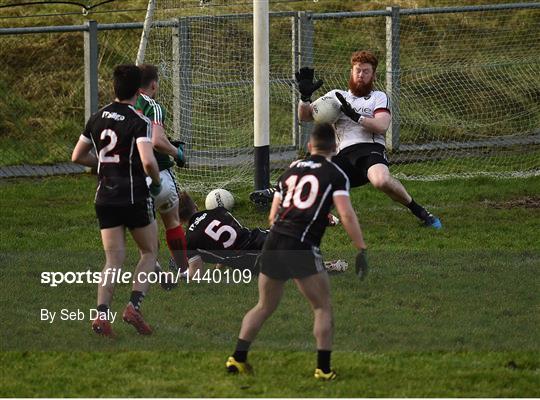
[267,192,282,227]
[298,101,314,122]
[152,123,178,158]
[147,102,185,166]
[137,140,161,185]
[359,111,391,135]
[334,194,369,280]
[336,92,391,135]
[71,136,97,168]
[333,194,366,250]
[296,67,322,122]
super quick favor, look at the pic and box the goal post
[136,0,156,66]
[253,0,270,191]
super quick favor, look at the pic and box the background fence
[1,2,539,189]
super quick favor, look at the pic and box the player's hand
[295,67,323,102]
[335,92,362,123]
[149,179,162,197]
[355,249,369,280]
[171,140,186,168]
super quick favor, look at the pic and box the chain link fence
[1,3,539,187]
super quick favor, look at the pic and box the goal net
[142,2,540,192]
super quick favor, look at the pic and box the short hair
[310,123,336,152]
[139,64,159,88]
[113,64,141,100]
[178,191,198,224]
[350,50,378,71]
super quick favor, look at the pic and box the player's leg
[367,163,442,229]
[160,204,188,272]
[92,205,128,336]
[155,170,189,273]
[98,226,126,307]
[122,201,158,335]
[227,272,285,373]
[294,271,336,380]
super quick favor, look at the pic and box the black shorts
[257,231,325,281]
[95,198,155,230]
[332,143,389,187]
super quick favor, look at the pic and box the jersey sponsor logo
[353,106,372,115]
[189,212,207,231]
[295,161,322,169]
[101,111,125,121]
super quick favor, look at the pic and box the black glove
[355,249,369,280]
[295,67,323,102]
[170,140,186,168]
[335,92,361,123]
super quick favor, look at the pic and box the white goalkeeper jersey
[323,89,391,151]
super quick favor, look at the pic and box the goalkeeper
[136,64,189,278]
[254,50,441,229]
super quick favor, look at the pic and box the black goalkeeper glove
[355,249,369,280]
[295,67,324,102]
[335,92,362,123]
[171,140,186,168]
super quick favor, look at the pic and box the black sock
[129,291,145,311]
[317,350,332,373]
[407,199,430,221]
[232,338,251,362]
[97,304,108,313]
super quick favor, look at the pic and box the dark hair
[139,64,159,88]
[310,123,336,152]
[350,50,378,72]
[178,191,198,225]
[113,64,141,100]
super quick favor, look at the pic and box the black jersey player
[176,193,268,277]
[71,64,162,337]
[226,123,368,380]
[172,193,349,279]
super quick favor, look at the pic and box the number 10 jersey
[272,154,350,247]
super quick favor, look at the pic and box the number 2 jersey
[80,102,152,206]
[185,207,267,269]
[271,154,350,247]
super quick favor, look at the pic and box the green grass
[1,175,539,396]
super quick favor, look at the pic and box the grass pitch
[1,175,539,397]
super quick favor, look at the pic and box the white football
[311,95,342,124]
[205,188,235,211]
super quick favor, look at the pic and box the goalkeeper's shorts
[332,143,389,187]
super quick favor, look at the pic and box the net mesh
[144,3,540,192]
[144,6,298,192]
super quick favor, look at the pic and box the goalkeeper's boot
[423,212,442,229]
[92,317,114,337]
[314,368,337,381]
[249,187,276,207]
[155,261,178,291]
[122,303,153,335]
[226,356,253,374]
[324,259,348,273]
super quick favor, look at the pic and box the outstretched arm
[333,194,366,250]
